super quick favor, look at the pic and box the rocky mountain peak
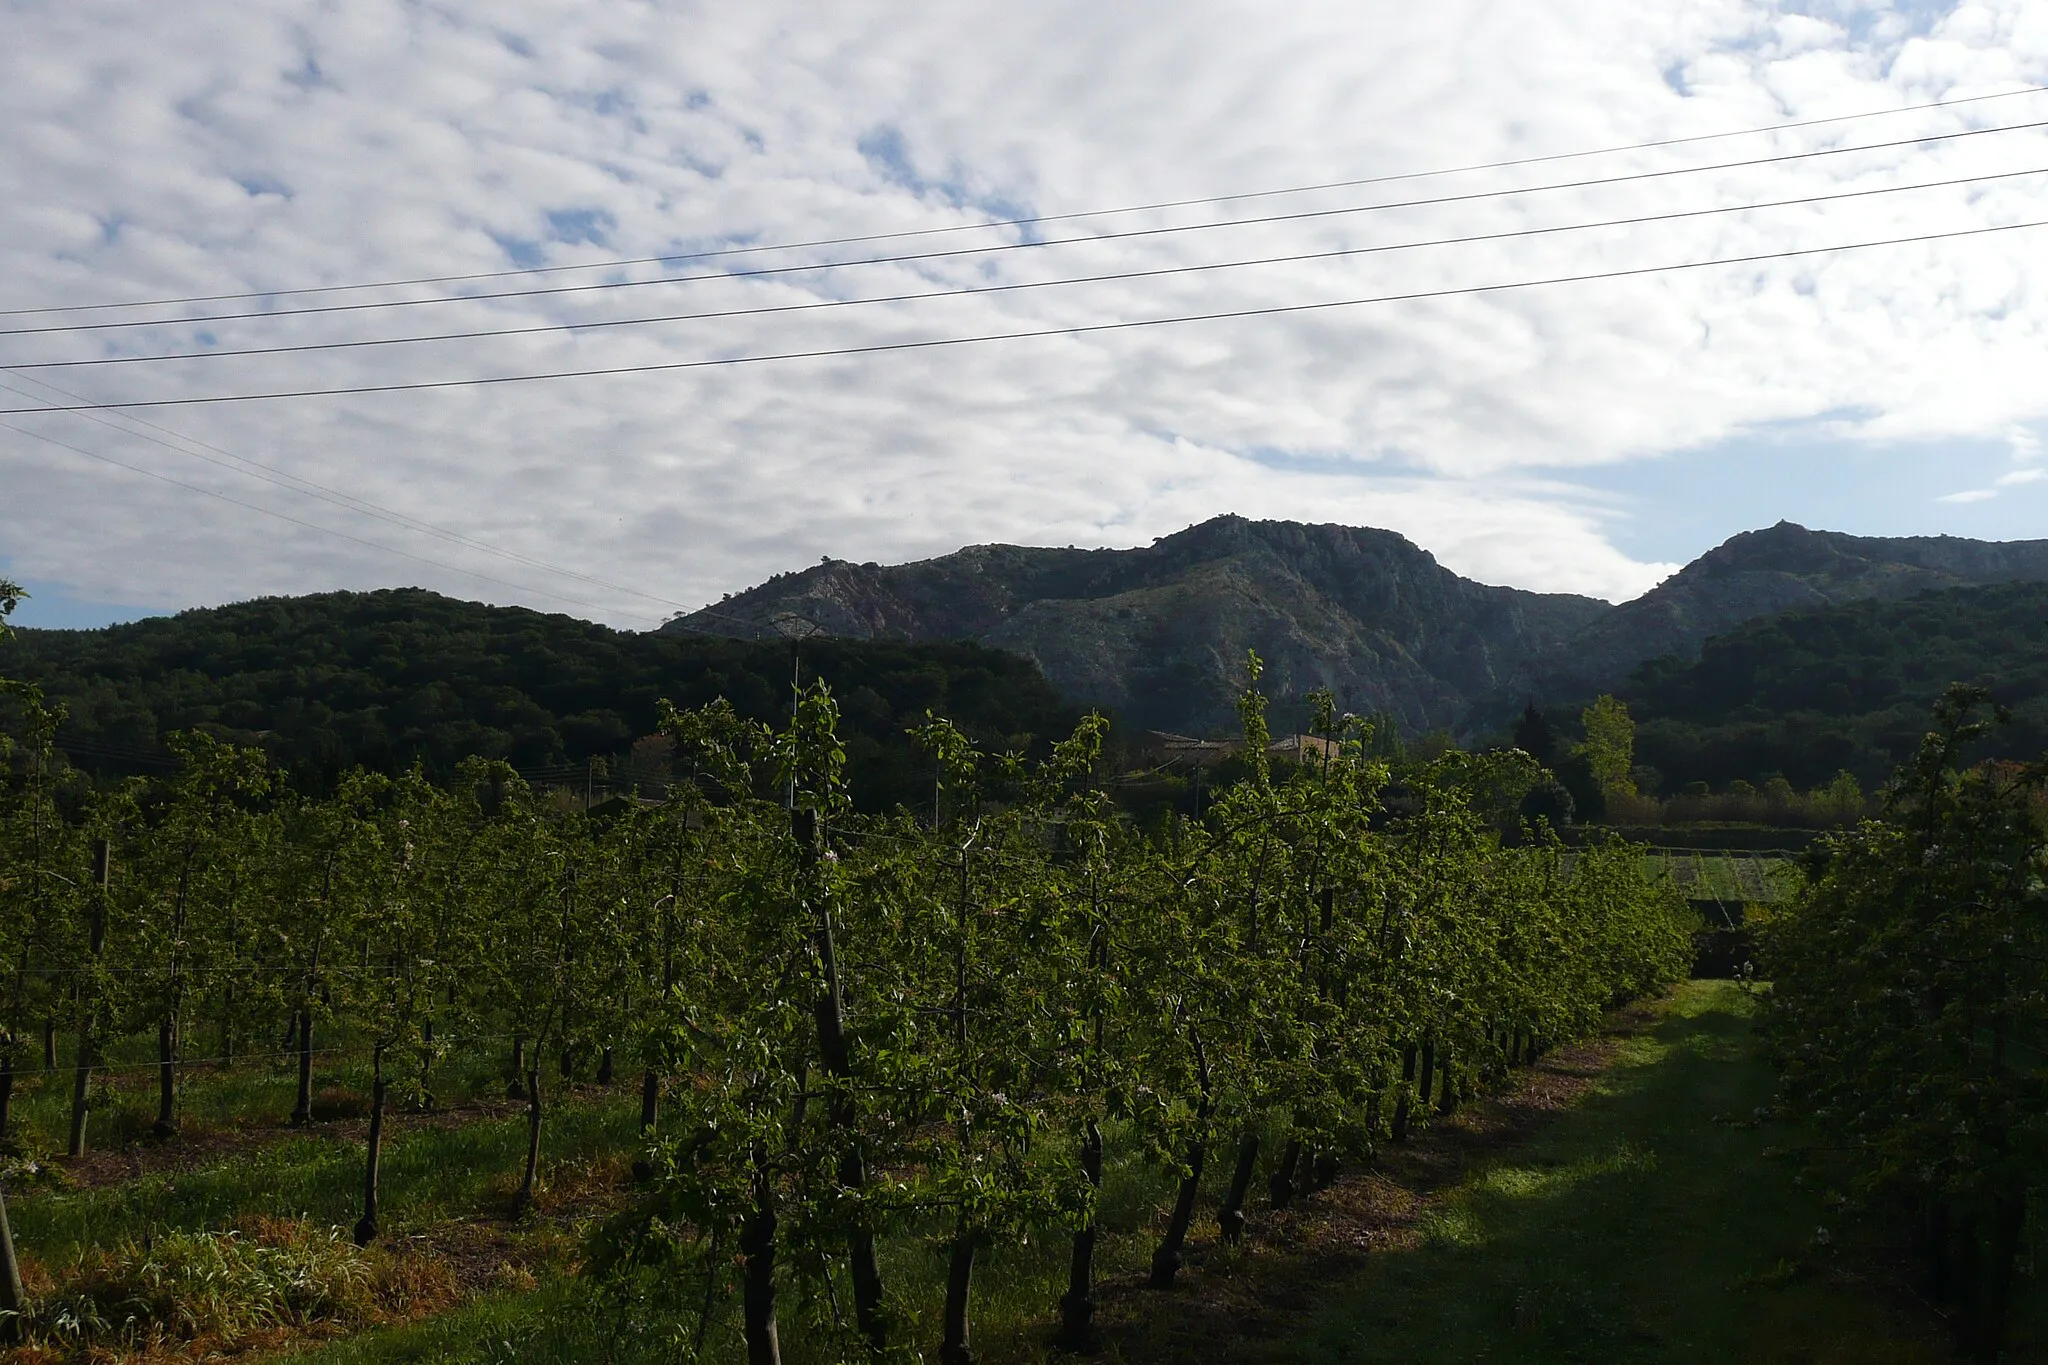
[665,516,1603,736]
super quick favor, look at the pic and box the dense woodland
[0,590,1080,812]
[1609,581,2048,793]
[20,578,2048,822]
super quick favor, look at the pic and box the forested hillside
[1615,579,2048,791]
[1490,521,2048,724]
[0,588,1079,809]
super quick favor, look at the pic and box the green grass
[279,1122,1182,1364]
[7,1087,639,1264]
[271,1281,580,1365]
[1640,854,1797,905]
[1266,981,2041,1365]
[2,1029,532,1158]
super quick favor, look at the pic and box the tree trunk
[1922,1195,1954,1304]
[70,843,108,1159]
[514,1064,543,1213]
[1967,1186,2027,1364]
[940,1217,979,1365]
[632,1068,659,1183]
[1268,1136,1302,1209]
[1392,1044,1417,1143]
[1949,1204,1981,1352]
[1217,1129,1260,1245]
[0,1052,13,1149]
[1055,1119,1104,1352]
[354,1047,388,1246]
[801,807,887,1350]
[1148,1137,1206,1288]
[0,1179,24,1345]
[66,1034,92,1158]
[841,1142,887,1349]
[596,1045,615,1086]
[152,1011,178,1139]
[41,1018,54,1072]
[506,1034,526,1100]
[1436,1048,1459,1117]
[291,1007,315,1127]
[417,1018,435,1110]
[739,1154,782,1365]
[1418,1039,1437,1107]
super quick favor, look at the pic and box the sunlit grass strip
[22,1218,454,1353]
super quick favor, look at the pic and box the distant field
[1562,850,1799,906]
[1641,852,1798,905]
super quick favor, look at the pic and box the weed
[22,1217,454,1353]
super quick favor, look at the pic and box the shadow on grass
[1270,982,1995,1365]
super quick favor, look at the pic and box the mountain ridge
[672,515,2048,739]
[669,515,1612,736]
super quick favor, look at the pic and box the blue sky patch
[545,207,615,246]
[233,174,292,199]
[0,564,160,631]
[1560,419,2048,565]
[282,51,330,91]
[856,124,1036,230]
[489,233,546,268]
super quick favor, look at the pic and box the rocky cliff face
[1492,522,2048,722]
[665,516,1612,736]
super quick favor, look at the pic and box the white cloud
[1938,486,2001,501]
[2,0,2047,623]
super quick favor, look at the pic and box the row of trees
[1764,686,2047,1364]
[0,639,1696,1359]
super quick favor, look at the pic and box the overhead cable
[5,81,2044,318]
[12,162,2042,370]
[3,215,2042,416]
[6,115,2047,339]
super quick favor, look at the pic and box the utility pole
[69,837,109,1159]
[770,613,820,810]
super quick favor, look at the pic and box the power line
[12,162,2041,371]
[7,81,2045,319]
[3,215,2042,417]
[9,115,2048,340]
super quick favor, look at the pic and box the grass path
[1263,981,2033,1365]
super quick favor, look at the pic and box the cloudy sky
[4,0,2048,629]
